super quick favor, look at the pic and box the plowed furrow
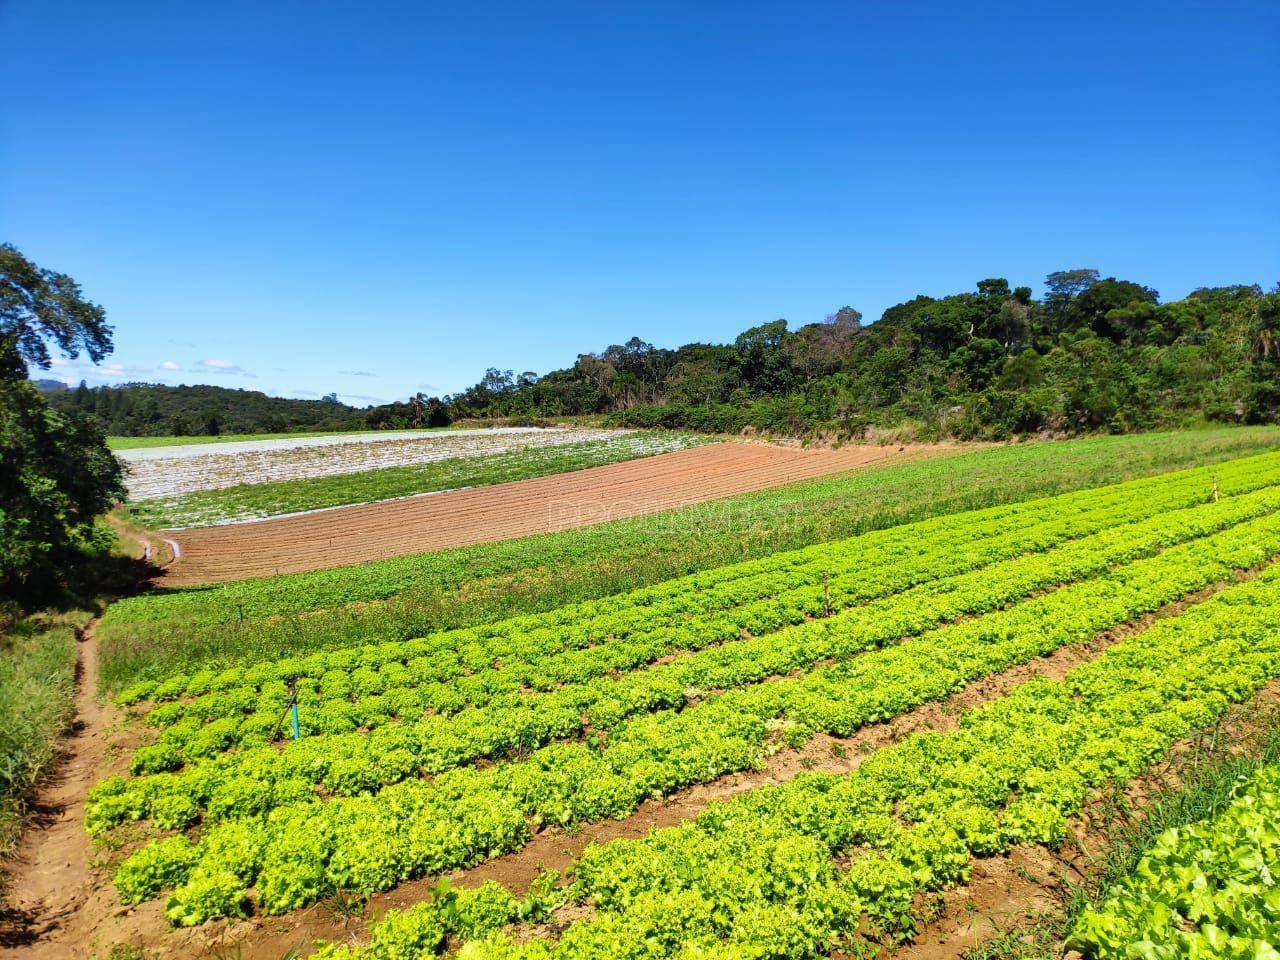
[162,443,943,585]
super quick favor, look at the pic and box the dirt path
[105,515,175,567]
[0,618,123,959]
[161,441,950,585]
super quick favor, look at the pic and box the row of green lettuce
[305,534,1280,959]
[1069,763,1280,958]
[117,450,1280,761]
[104,481,1280,827]
[99,460,1280,810]
[95,428,1280,691]
[95,492,1280,923]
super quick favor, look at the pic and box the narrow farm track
[161,442,944,585]
[0,618,125,960]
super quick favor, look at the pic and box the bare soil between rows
[45,569,1252,960]
[158,441,949,585]
[6,493,1253,960]
[870,681,1280,960]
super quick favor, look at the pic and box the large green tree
[1,244,123,604]
[1,243,112,376]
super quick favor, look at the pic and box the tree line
[411,270,1280,439]
[43,382,367,437]
[6,237,1280,606]
[45,270,1280,442]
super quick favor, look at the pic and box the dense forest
[429,270,1280,439]
[39,270,1280,441]
[41,383,367,437]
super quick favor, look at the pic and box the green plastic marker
[288,680,300,740]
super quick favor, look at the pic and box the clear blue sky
[3,1,1277,405]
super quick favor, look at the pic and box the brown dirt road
[160,441,948,586]
[0,618,130,960]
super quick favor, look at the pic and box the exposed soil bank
[162,442,950,585]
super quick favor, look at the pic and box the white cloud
[199,358,253,377]
[340,369,376,378]
[161,360,183,371]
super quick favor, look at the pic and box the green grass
[94,426,1280,694]
[0,608,91,860]
[122,432,714,528]
[963,930,1061,960]
[106,427,461,450]
[1068,704,1280,920]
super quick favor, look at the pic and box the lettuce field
[86,445,1280,957]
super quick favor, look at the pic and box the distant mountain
[32,378,69,392]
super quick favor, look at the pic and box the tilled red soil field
[160,441,941,585]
